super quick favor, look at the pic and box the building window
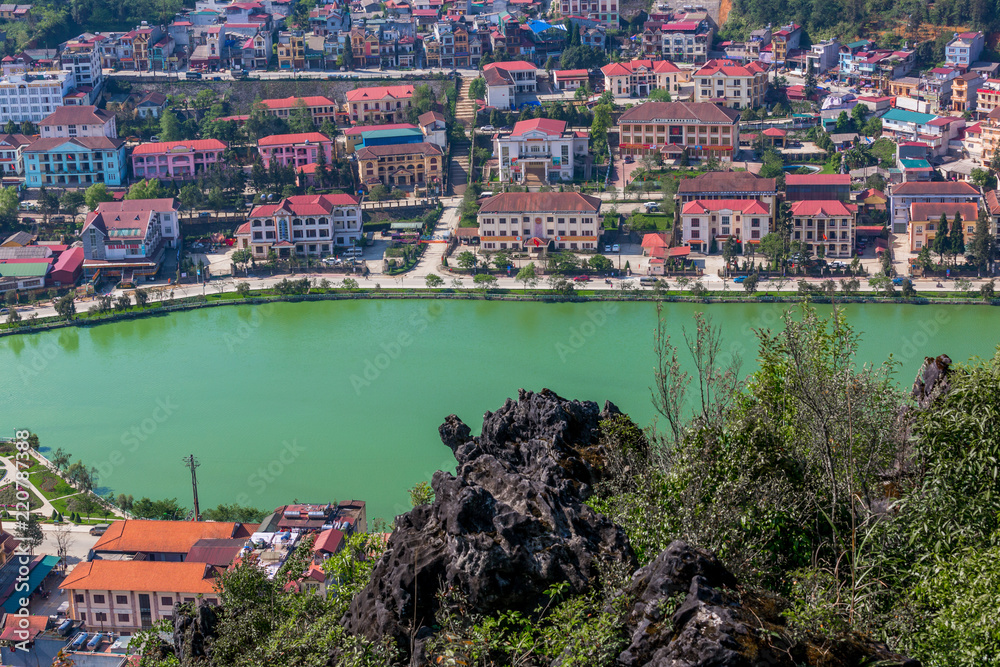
[118,614,130,623]
[116,595,128,604]
[94,594,105,604]
[161,596,173,606]
[95,612,108,622]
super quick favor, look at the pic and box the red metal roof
[681,199,770,215]
[133,139,228,154]
[510,118,567,136]
[260,96,336,109]
[258,132,331,146]
[785,174,850,186]
[345,85,415,102]
[789,200,854,216]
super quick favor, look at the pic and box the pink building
[131,139,228,180]
[257,132,333,168]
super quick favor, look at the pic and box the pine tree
[933,213,949,262]
[949,212,965,264]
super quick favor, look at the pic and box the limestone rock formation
[617,541,920,667]
[172,600,219,664]
[912,354,952,408]
[342,388,636,659]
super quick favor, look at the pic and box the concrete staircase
[449,77,478,196]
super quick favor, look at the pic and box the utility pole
[183,455,200,520]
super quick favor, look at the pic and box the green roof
[900,158,931,169]
[390,222,423,229]
[882,108,937,125]
[0,262,50,278]
[847,40,868,49]
[360,128,424,140]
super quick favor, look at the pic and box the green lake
[3,300,998,521]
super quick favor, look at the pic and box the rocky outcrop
[342,388,636,660]
[912,354,952,409]
[617,541,919,667]
[172,600,219,664]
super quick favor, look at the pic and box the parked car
[186,72,202,80]
[612,243,620,252]
[829,260,847,269]
[199,211,211,218]
[891,277,905,286]
[624,155,634,163]
[150,135,160,142]
[604,244,612,252]
[479,125,495,132]
[643,202,660,211]
[89,523,110,536]
[322,256,341,264]
[573,275,591,282]
[733,276,747,283]
[21,217,35,223]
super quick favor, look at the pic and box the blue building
[23,136,127,188]
[359,128,425,149]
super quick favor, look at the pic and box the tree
[51,447,71,470]
[37,187,59,225]
[850,101,869,128]
[201,503,267,522]
[967,210,995,275]
[236,281,251,298]
[54,294,76,320]
[949,212,966,264]
[178,183,206,216]
[59,191,85,224]
[288,99,315,133]
[516,262,538,292]
[491,252,512,272]
[130,497,186,519]
[84,183,114,211]
[970,167,997,192]
[835,110,853,133]
[14,514,43,554]
[425,273,444,288]
[115,293,131,311]
[473,272,498,295]
[134,287,149,308]
[127,178,167,200]
[648,88,672,102]
[457,250,477,271]
[933,213,950,262]
[469,77,486,101]
[804,60,817,99]
[743,273,759,294]
[159,110,184,142]
[408,481,434,507]
[588,254,613,273]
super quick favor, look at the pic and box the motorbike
[936,282,943,288]
[605,278,613,285]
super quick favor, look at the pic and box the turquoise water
[2,300,997,520]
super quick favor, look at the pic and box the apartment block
[477,192,602,252]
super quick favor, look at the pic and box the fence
[361,198,439,210]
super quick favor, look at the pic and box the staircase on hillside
[449,77,477,196]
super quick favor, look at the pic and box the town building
[483,61,538,110]
[23,136,126,187]
[263,501,368,534]
[131,139,227,181]
[0,4,32,20]
[879,108,964,157]
[257,132,333,168]
[80,198,179,280]
[889,180,982,233]
[342,122,419,152]
[91,199,181,249]
[63,560,219,632]
[423,22,479,68]
[770,23,802,66]
[345,85,415,124]
[477,191,602,252]
[135,91,168,119]
[639,16,714,64]
[240,194,363,259]
[600,59,682,99]
[945,31,985,70]
[907,201,979,252]
[785,174,850,201]
[0,71,74,125]
[418,111,447,149]
[0,133,31,177]
[679,198,771,251]
[495,118,588,184]
[356,142,443,189]
[91,520,254,561]
[692,59,768,109]
[559,0,617,29]
[0,259,49,292]
[59,33,106,94]
[40,105,117,139]
[260,96,338,125]
[617,101,740,160]
[553,69,590,91]
[675,171,778,226]
[951,71,984,112]
[789,200,857,258]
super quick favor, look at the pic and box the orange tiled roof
[92,520,251,555]
[62,560,218,594]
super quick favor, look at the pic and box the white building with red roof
[679,198,771,252]
[788,200,857,258]
[239,194,362,259]
[495,118,589,184]
[40,105,117,139]
[257,132,333,168]
[692,60,768,109]
[553,69,590,91]
[259,95,338,124]
[483,61,538,110]
[600,59,681,99]
[132,139,228,181]
[345,85,415,124]
[80,199,180,280]
[559,0,617,29]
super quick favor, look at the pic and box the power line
[183,455,201,521]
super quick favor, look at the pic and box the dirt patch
[719,0,732,26]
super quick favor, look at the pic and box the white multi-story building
[888,180,981,234]
[239,194,363,259]
[789,200,857,258]
[495,118,589,184]
[477,192,602,253]
[0,133,33,176]
[483,61,538,110]
[59,33,105,96]
[560,0,617,29]
[692,59,768,109]
[600,59,681,99]
[0,71,74,124]
[39,105,117,139]
[92,198,181,248]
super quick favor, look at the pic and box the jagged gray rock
[342,388,637,660]
[912,354,952,409]
[172,600,219,663]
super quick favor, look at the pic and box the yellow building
[357,142,443,188]
[477,192,602,252]
[692,60,768,110]
[277,31,306,70]
[345,85,415,124]
[789,200,857,258]
[908,202,979,252]
[617,101,740,160]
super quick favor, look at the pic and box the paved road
[0,456,57,516]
